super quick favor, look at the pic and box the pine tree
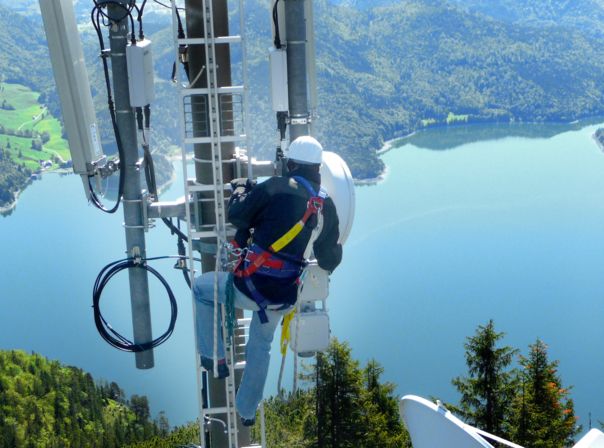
[509,339,580,448]
[315,339,364,447]
[452,320,518,438]
[307,340,411,447]
[254,390,315,448]
[360,360,410,448]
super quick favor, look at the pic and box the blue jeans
[193,271,291,420]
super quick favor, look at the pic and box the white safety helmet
[288,135,323,165]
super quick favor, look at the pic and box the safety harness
[233,176,327,323]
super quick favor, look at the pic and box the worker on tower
[193,135,342,425]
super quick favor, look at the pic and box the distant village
[30,159,72,180]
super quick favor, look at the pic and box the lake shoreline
[593,129,604,152]
[0,189,22,215]
[363,116,604,186]
[4,117,603,206]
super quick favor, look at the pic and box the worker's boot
[240,416,255,427]
[200,356,230,379]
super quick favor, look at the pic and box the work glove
[229,178,256,197]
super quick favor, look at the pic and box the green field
[0,82,70,171]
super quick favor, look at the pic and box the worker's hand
[230,178,256,195]
[230,177,256,189]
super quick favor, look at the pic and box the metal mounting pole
[286,0,310,141]
[108,2,154,369]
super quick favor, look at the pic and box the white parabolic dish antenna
[320,151,355,244]
[400,395,604,448]
[400,395,494,448]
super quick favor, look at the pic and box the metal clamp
[122,192,155,232]
[131,246,143,265]
[86,155,116,178]
[142,191,155,232]
[289,116,310,125]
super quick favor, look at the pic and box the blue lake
[1,120,604,432]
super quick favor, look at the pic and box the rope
[225,273,236,345]
[212,242,221,378]
[209,240,238,378]
[277,354,287,399]
[291,299,303,394]
[293,340,299,394]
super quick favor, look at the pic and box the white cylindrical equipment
[320,150,355,244]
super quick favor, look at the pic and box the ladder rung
[203,406,230,415]
[187,182,230,193]
[184,135,246,145]
[191,230,219,239]
[179,36,242,45]
[182,85,245,96]
[234,361,246,370]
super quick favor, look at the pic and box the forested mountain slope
[0,350,168,447]
[306,0,604,176]
[449,0,604,35]
[0,6,52,97]
[2,0,604,185]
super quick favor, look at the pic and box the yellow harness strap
[270,221,306,253]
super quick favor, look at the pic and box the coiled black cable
[92,257,178,352]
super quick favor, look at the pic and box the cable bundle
[92,257,178,352]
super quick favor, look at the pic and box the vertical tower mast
[108,1,154,369]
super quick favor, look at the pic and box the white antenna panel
[39,0,103,196]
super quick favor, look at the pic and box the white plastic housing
[39,0,103,186]
[289,311,330,354]
[269,47,289,112]
[320,151,355,244]
[126,39,155,107]
[299,263,329,303]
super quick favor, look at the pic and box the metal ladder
[170,0,259,447]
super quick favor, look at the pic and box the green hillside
[0,81,72,209]
[3,0,604,198]
[0,83,70,171]
[0,350,169,448]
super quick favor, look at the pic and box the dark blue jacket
[228,166,342,305]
